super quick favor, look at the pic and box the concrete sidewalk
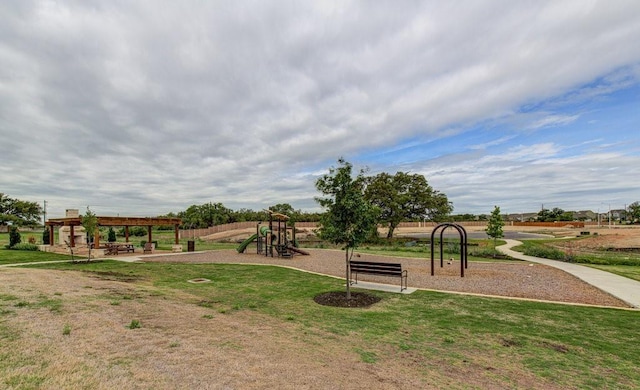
[498,239,640,309]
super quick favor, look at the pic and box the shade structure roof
[45,216,182,227]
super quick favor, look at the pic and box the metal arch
[430,222,468,277]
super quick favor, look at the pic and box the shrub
[130,227,147,237]
[118,226,147,237]
[445,242,461,254]
[108,227,117,242]
[42,229,50,245]
[8,243,39,251]
[522,245,568,261]
[470,247,506,258]
[9,226,21,247]
[28,236,36,244]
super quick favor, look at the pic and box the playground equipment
[236,210,309,257]
[430,223,468,277]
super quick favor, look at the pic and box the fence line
[513,221,585,228]
[179,220,627,239]
[179,221,494,239]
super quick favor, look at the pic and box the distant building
[573,210,597,221]
[505,213,538,222]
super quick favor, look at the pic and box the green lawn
[510,239,640,266]
[10,258,639,389]
[0,249,72,265]
[509,239,640,281]
[586,264,640,282]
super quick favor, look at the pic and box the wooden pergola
[45,216,182,248]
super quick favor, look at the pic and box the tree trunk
[345,248,351,300]
[387,223,396,239]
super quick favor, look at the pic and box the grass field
[1,254,638,388]
[0,249,73,265]
[510,239,640,281]
[585,264,640,282]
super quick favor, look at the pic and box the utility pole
[43,200,47,226]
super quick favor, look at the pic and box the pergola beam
[45,216,182,247]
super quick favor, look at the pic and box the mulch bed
[313,291,381,307]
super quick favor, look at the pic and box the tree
[0,193,43,227]
[315,159,379,299]
[179,202,232,228]
[107,227,117,242]
[537,207,569,222]
[8,226,21,248]
[485,206,504,247]
[81,207,98,262]
[628,202,640,224]
[364,172,452,238]
[269,203,300,222]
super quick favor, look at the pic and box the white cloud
[1,1,639,218]
[527,114,580,130]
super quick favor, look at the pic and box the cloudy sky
[2,0,639,219]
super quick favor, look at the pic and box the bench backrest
[349,260,402,276]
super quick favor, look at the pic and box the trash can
[187,240,195,252]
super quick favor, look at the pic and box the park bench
[118,243,135,253]
[349,260,408,291]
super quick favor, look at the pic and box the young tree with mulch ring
[315,158,379,300]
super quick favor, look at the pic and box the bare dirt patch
[0,267,561,389]
[561,229,640,251]
[0,269,410,389]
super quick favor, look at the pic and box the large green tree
[628,201,640,224]
[315,159,379,299]
[269,203,300,222]
[0,193,43,227]
[179,202,232,228]
[537,207,573,222]
[364,172,452,238]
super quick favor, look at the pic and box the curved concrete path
[498,239,640,309]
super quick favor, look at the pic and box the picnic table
[104,242,135,255]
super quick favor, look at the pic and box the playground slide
[287,246,310,256]
[236,233,258,253]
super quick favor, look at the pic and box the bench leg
[350,271,358,285]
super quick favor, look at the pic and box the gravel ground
[143,248,630,308]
